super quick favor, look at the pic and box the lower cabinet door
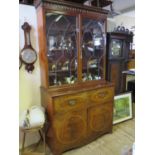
[88,102,113,138]
[52,110,87,151]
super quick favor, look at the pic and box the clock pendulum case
[20,22,37,72]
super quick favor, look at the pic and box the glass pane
[46,13,77,86]
[82,18,105,81]
[111,39,122,57]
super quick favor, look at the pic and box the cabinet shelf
[82,66,98,70]
[49,67,99,77]
[49,69,77,75]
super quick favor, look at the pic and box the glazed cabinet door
[46,13,78,86]
[52,110,87,152]
[81,16,106,81]
[44,12,107,87]
[88,103,113,138]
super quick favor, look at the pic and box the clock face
[111,40,122,57]
[21,48,37,64]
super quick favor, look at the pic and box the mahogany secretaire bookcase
[34,0,114,154]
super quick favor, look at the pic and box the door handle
[68,99,77,106]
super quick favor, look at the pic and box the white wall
[107,11,135,32]
[114,15,135,30]
[107,18,116,32]
[19,4,41,148]
[107,12,135,49]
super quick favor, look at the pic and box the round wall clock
[20,22,37,72]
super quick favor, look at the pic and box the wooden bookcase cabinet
[35,1,114,154]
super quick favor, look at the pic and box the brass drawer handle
[68,99,77,106]
[98,92,107,98]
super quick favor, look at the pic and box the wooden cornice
[34,0,109,15]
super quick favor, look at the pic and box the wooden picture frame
[113,92,133,124]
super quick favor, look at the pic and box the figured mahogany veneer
[88,86,114,105]
[41,82,114,155]
[53,92,87,114]
[35,1,114,155]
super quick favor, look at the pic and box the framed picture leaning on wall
[113,92,133,124]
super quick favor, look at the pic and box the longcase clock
[106,32,133,94]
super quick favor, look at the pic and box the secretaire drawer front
[88,87,114,104]
[53,93,87,113]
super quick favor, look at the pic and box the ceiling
[104,0,135,17]
[111,0,134,13]
[122,10,135,18]
[77,0,135,17]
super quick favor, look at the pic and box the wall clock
[20,22,37,72]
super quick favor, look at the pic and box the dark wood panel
[107,61,127,94]
[110,62,121,94]
[106,32,133,95]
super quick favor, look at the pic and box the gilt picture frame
[113,92,133,124]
